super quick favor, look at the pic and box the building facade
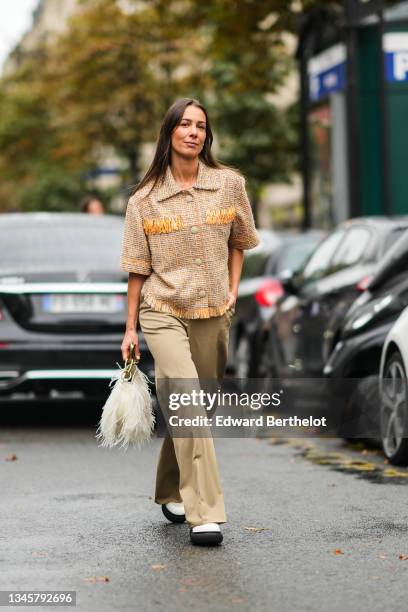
[3,0,79,76]
[298,0,408,229]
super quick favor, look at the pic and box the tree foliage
[0,0,312,212]
[45,0,208,177]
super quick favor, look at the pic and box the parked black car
[226,228,283,375]
[260,218,408,392]
[228,230,325,378]
[0,213,154,403]
[324,230,408,442]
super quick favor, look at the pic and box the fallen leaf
[151,564,166,570]
[398,554,408,561]
[5,454,17,461]
[384,468,408,478]
[383,459,389,464]
[244,527,269,533]
[378,555,387,560]
[83,575,110,583]
[333,549,344,555]
[343,459,376,471]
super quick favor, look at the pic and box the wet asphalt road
[1,405,408,612]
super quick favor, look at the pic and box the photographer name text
[167,415,327,428]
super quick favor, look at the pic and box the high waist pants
[138,294,233,527]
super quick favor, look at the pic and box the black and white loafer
[190,523,223,546]
[161,502,186,523]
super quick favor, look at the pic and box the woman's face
[171,106,207,160]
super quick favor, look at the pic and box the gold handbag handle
[122,342,141,382]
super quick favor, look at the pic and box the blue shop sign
[308,43,346,102]
[383,32,408,82]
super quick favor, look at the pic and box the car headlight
[346,294,394,332]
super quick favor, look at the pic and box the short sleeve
[119,194,152,275]
[228,175,260,250]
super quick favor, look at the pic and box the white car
[379,306,408,465]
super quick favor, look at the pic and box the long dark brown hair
[132,98,224,195]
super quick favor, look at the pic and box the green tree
[0,0,311,212]
[198,0,300,220]
[0,57,89,211]
[45,0,208,182]
[213,93,299,219]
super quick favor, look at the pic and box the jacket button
[198,289,206,297]
[195,258,202,265]
[191,226,199,234]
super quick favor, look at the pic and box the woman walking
[120,98,259,546]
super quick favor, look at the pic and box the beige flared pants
[139,294,233,527]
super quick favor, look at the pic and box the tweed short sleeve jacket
[120,159,260,319]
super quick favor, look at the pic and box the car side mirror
[280,269,298,295]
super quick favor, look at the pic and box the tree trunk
[127,149,139,184]
[250,187,260,228]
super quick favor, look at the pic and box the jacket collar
[156,159,221,202]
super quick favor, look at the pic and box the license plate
[42,294,124,313]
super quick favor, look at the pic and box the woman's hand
[121,329,141,363]
[226,289,238,310]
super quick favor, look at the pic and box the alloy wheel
[235,333,251,381]
[381,354,408,461]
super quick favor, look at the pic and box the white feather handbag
[95,342,155,449]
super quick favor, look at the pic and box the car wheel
[257,331,281,395]
[257,332,272,378]
[235,332,252,379]
[234,328,265,393]
[381,352,408,466]
[338,375,381,447]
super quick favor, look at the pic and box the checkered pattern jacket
[120,159,260,319]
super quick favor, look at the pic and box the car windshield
[0,215,124,274]
[240,230,283,280]
[383,226,408,254]
[297,229,347,283]
[241,251,275,279]
[275,239,322,276]
[370,230,408,291]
